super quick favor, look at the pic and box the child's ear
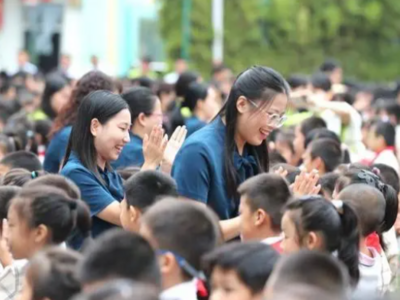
[305,231,322,250]
[158,252,177,276]
[34,224,49,244]
[137,112,147,127]
[255,209,267,227]
[129,206,141,223]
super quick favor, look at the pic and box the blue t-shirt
[111,133,144,170]
[172,117,259,220]
[61,153,124,249]
[185,116,207,137]
[44,126,72,173]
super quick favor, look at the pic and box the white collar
[160,279,197,300]
[261,235,283,245]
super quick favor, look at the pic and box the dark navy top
[44,126,72,173]
[111,133,144,170]
[61,153,124,249]
[172,117,258,220]
[185,116,206,137]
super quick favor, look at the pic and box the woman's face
[236,93,288,146]
[93,109,131,163]
[51,85,72,114]
[142,98,163,135]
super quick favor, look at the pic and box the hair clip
[31,171,38,179]
[331,200,344,214]
[357,170,385,193]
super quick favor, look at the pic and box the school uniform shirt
[185,116,206,137]
[261,236,283,254]
[172,117,258,220]
[61,153,124,249]
[0,260,28,300]
[160,279,197,300]
[111,133,144,170]
[353,247,391,299]
[44,126,72,173]
[373,148,400,175]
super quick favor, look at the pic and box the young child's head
[203,242,279,300]
[238,174,291,241]
[20,247,82,300]
[0,186,21,234]
[281,196,359,285]
[2,169,44,187]
[120,171,178,232]
[367,121,395,152]
[24,174,81,199]
[117,166,141,181]
[274,129,298,166]
[0,151,42,176]
[7,186,91,259]
[372,163,400,195]
[294,117,326,158]
[338,184,386,238]
[334,169,398,233]
[319,173,340,200]
[140,198,221,290]
[73,279,159,300]
[78,229,160,290]
[270,164,301,185]
[265,250,349,300]
[302,138,342,174]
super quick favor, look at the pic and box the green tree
[158,0,400,80]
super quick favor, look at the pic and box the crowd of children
[0,56,400,300]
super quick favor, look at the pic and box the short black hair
[338,184,386,236]
[300,117,327,137]
[203,242,279,295]
[276,129,295,154]
[286,74,309,89]
[269,151,287,166]
[311,72,332,92]
[268,250,349,298]
[372,163,400,195]
[124,170,178,211]
[175,71,200,98]
[320,59,341,73]
[79,229,160,287]
[142,199,221,278]
[117,167,141,181]
[270,164,301,185]
[2,169,45,187]
[0,151,42,172]
[320,173,340,199]
[72,279,159,300]
[373,121,395,147]
[0,186,21,225]
[309,139,342,173]
[304,128,341,150]
[238,174,291,231]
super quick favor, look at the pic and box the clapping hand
[161,126,187,174]
[291,170,321,197]
[142,125,168,170]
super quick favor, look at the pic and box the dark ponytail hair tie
[357,169,385,193]
[31,171,38,179]
[69,201,77,210]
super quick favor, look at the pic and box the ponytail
[379,183,398,232]
[334,201,360,286]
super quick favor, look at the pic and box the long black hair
[41,73,69,119]
[218,66,290,198]
[182,82,208,112]
[285,196,360,286]
[121,87,158,124]
[63,90,129,184]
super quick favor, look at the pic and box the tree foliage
[158,0,400,80]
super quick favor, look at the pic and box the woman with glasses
[172,66,289,241]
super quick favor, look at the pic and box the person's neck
[252,227,280,242]
[162,273,188,291]
[234,132,246,156]
[96,156,106,171]
[194,109,208,123]
[131,124,146,140]
[359,237,372,257]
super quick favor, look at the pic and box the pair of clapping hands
[275,167,321,197]
[141,125,187,174]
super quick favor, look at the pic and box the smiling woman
[61,91,131,249]
[172,66,290,241]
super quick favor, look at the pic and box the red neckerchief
[366,232,382,253]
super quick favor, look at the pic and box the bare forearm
[220,217,241,241]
